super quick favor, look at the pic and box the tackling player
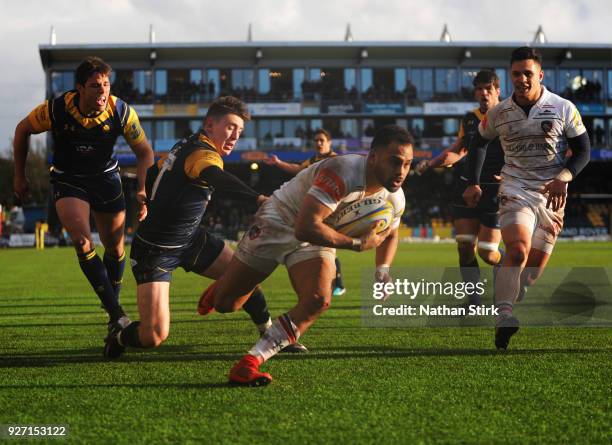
[416,70,504,307]
[198,125,412,386]
[104,96,306,358]
[13,57,154,333]
[463,47,590,349]
[264,128,346,296]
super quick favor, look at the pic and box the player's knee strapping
[77,249,120,313]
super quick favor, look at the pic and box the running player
[198,125,412,386]
[104,96,306,358]
[463,47,590,349]
[13,57,154,333]
[264,128,346,296]
[416,70,504,307]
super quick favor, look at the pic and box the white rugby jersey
[272,154,405,229]
[479,86,586,189]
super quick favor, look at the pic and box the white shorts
[235,198,336,275]
[498,181,565,254]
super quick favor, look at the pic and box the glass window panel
[155,70,167,95]
[293,68,305,99]
[360,68,373,93]
[394,68,406,93]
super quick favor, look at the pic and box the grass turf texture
[1,242,611,444]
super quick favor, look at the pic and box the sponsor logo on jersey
[248,224,262,240]
[541,120,553,133]
[313,168,346,201]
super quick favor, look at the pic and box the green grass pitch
[1,242,611,444]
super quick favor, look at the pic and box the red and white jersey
[479,86,586,189]
[272,154,405,229]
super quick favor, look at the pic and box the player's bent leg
[213,256,272,314]
[134,281,171,347]
[228,256,335,386]
[516,247,551,302]
[57,198,123,324]
[104,281,170,359]
[455,218,480,305]
[94,210,128,310]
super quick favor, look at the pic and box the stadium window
[309,119,323,133]
[258,69,271,94]
[461,69,477,100]
[243,120,256,138]
[542,67,557,93]
[360,68,373,93]
[265,68,293,100]
[231,69,255,90]
[593,118,605,146]
[340,119,358,138]
[394,68,407,93]
[434,68,459,99]
[284,119,306,138]
[133,70,152,97]
[154,120,175,151]
[293,68,305,99]
[51,71,74,96]
[258,119,282,147]
[140,120,152,143]
[410,68,433,101]
[366,68,395,100]
[344,68,357,92]
[494,68,508,98]
[154,70,167,97]
[219,69,232,95]
[608,70,612,100]
[443,118,459,136]
[558,69,580,100]
[581,69,603,102]
[205,69,220,99]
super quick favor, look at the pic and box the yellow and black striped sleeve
[184,149,224,179]
[27,102,52,133]
[122,104,147,147]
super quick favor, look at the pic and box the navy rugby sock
[77,249,121,316]
[460,256,481,305]
[103,251,126,301]
[242,288,272,332]
[334,258,345,289]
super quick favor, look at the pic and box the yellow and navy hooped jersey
[136,132,224,248]
[455,108,504,185]
[299,150,337,169]
[27,91,146,175]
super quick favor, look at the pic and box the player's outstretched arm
[199,166,262,204]
[263,154,303,175]
[13,117,41,203]
[294,195,390,251]
[416,140,466,175]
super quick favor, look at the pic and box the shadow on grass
[0,343,609,369]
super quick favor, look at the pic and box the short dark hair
[473,69,500,88]
[75,57,112,86]
[314,128,331,140]
[510,46,542,66]
[370,125,414,151]
[206,96,251,121]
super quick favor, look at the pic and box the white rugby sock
[494,266,522,320]
[249,313,300,363]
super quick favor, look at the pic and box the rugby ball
[334,197,394,237]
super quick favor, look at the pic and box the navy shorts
[451,179,500,229]
[50,168,125,213]
[130,227,226,284]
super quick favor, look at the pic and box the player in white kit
[463,47,590,349]
[197,125,412,385]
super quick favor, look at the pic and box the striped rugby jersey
[478,86,586,189]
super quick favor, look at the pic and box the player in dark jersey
[415,70,504,306]
[264,129,346,296]
[13,57,154,333]
[104,96,306,358]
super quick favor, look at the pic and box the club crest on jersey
[103,124,111,132]
[541,120,553,133]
